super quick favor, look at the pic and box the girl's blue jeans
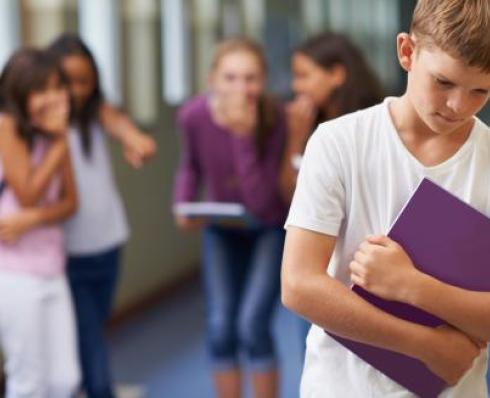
[202,224,285,371]
[67,246,121,398]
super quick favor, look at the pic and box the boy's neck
[388,95,474,167]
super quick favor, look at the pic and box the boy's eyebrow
[433,72,490,91]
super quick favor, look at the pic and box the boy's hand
[0,209,39,243]
[122,132,157,169]
[421,325,482,386]
[349,235,420,301]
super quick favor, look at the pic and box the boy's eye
[473,89,489,96]
[436,78,454,88]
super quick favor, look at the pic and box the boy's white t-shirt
[285,98,490,398]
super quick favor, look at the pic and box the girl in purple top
[0,48,80,397]
[173,38,287,398]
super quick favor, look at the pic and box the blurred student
[0,47,80,398]
[280,31,383,201]
[173,38,288,398]
[48,33,156,398]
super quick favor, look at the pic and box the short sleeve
[285,124,346,236]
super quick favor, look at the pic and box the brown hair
[210,38,277,159]
[0,47,66,148]
[296,31,384,120]
[410,0,490,72]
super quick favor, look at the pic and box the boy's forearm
[283,272,435,361]
[405,272,490,341]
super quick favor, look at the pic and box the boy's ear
[397,33,415,72]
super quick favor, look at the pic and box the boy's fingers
[367,235,391,246]
[350,272,364,287]
[349,260,364,276]
[353,250,367,263]
[358,241,370,253]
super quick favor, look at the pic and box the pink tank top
[0,137,64,277]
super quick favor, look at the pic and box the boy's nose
[445,91,469,116]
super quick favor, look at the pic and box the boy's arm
[0,116,68,207]
[0,149,78,243]
[408,275,490,342]
[98,102,156,168]
[282,226,482,385]
[350,235,490,342]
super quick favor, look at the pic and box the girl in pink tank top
[0,48,80,397]
[0,49,77,267]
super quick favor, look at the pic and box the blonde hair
[410,0,490,72]
[210,37,267,73]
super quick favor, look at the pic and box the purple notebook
[328,178,490,398]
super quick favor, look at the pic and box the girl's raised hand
[31,90,69,136]
[122,132,157,169]
[286,95,317,149]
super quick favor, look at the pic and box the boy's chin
[424,114,467,135]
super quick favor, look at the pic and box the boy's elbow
[281,268,304,314]
[477,324,490,343]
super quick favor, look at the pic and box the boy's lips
[435,112,461,123]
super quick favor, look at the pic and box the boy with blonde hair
[282,0,490,396]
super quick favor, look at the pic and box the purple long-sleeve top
[173,94,288,226]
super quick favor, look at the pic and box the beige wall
[109,106,200,312]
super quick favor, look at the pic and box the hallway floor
[109,280,304,398]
